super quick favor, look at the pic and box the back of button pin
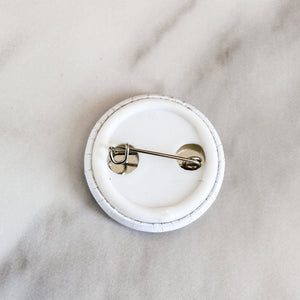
[85,95,225,232]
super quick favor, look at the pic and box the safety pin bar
[109,144,202,170]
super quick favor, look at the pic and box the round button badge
[84,95,225,232]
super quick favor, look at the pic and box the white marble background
[1,0,300,299]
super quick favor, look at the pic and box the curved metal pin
[109,144,202,170]
[109,143,130,164]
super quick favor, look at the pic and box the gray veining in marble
[1,0,300,299]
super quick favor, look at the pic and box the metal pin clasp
[109,144,202,171]
[109,143,130,164]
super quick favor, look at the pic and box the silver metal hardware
[176,143,205,170]
[109,144,202,171]
[108,144,139,175]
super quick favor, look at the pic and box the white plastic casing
[84,95,225,232]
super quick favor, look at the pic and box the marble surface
[0,0,300,299]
